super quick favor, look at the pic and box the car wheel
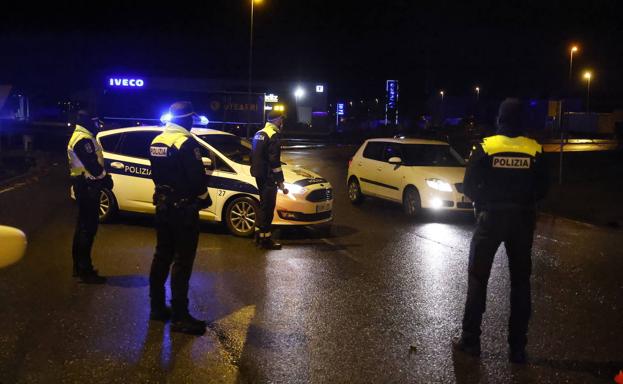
[402,187,421,217]
[99,188,118,223]
[225,196,258,237]
[348,178,364,205]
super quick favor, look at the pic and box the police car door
[105,130,159,213]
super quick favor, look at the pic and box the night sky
[1,1,622,108]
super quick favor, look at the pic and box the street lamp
[583,71,592,114]
[294,87,305,100]
[439,90,444,101]
[475,86,480,102]
[569,45,579,82]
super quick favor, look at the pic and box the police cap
[169,101,197,119]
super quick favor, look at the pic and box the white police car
[347,137,471,216]
[93,126,333,236]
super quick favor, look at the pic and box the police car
[92,126,333,236]
[347,138,471,216]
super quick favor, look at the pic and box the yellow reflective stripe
[482,135,542,156]
[151,132,189,149]
[259,123,279,138]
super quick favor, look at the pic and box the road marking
[0,181,29,195]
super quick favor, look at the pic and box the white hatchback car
[91,126,333,236]
[346,138,472,216]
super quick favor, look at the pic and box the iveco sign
[108,78,145,87]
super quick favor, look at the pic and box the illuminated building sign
[316,85,324,93]
[108,78,145,87]
[265,93,279,103]
[337,103,345,116]
[386,80,398,110]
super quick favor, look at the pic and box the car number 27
[218,190,226,197]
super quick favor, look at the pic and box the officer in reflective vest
[67,110,113,284]
[453,98,549,364]
[148,101,211,336]
[251,110,287,250]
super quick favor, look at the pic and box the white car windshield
[400,144,465,167]
[198,135,252,165]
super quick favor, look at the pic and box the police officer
[251,110,287,250]
[453,98,548,364]
[148,101,211,335]
[67,110,112,284]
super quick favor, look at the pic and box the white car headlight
[281,183,307,195]
[425,178,453,192]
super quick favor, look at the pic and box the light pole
[247,0,262,138]
[584,71,592,114]
[569,46,578,82]
[439,90,444,102]
[475,86,480,102]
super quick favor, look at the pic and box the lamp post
[569,46,578,82]
[475,86,480,102]
[247,0,262,138]
[584,71,592,114]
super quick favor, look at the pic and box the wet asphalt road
[1,147,622,383]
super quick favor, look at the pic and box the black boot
[452,336,481,357]
[259,238,282,250]
[171,313,207,335]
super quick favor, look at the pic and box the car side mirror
[388,157,402,165]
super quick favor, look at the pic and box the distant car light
[426,179,453,192]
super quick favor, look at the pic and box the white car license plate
[316,202,332,213]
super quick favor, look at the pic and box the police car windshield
[401,144,465,167]
[197,135,252,165]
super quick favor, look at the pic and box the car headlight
[425,178,453,192]
[281,183,307,195]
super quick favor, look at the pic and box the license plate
[461,195,472,203]
[316,202,332,213]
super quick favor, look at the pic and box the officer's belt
[154,185,195,207]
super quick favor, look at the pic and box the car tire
[99,188,118,223]
[225,196,258,237]
[348,177,364,205]
[402,187,421,217]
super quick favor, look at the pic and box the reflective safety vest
[67,125,104,178]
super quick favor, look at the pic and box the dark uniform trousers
[149,201,199,316]
[256,178,278,235]
[71,177,101,273]
[462,207,535,349]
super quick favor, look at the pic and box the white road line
[0,182,29,195]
